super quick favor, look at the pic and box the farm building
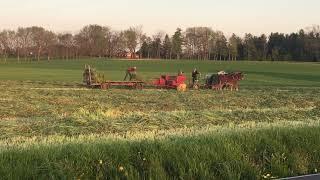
[125,52,140,59]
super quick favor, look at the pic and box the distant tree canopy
[0,25,319,62]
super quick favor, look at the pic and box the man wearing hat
[124,67,137,81]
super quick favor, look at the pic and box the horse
[219,72,244,91]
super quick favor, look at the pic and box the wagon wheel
[192,84,200,90]
[106,83,112,89]
[100,83,110,90]
[134,83,144,90]
[100,83,107,90]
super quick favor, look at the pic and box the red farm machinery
[152,74,187,91]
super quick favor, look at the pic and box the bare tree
[228,34,241,61]
[198,27,212,60]
[107,31,126,58]
[30,26,47,61]
[16,27,33,61]
[185,27,197,59]
[124,26,143,58]
[0,30,16,62]
[0,31,9,62]
[215,31,228,60]
[208,31,219,60]
[43,31,57,60]
[15,30,22,62]
[58,33,75,60]
[305,25,320,61]
[76,25,111,58]
[185,27,213,60]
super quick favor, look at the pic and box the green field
[0,59,319,179]
[0,59,320,87]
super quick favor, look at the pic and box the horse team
[205,72,244,91]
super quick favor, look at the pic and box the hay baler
[153,74,187,91]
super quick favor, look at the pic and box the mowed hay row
[1,107,319,140]
[0,83,319,139]
[1,81,319,116]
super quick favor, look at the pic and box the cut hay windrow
[1,120,319,148]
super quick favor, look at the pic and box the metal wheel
[192,84,200,90]
[135,83,144,90]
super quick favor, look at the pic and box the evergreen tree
[171,28,183,59]
[162,34,172,59]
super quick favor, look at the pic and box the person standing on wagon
[124,67,137,81]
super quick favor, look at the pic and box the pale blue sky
[1,0,319,36]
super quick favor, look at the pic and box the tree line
[0,25,319,62]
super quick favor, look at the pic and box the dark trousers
[124,72,136,81]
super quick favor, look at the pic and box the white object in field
[218,71,227,75]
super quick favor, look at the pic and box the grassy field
[0,59,319,179]
[0,59,319,87]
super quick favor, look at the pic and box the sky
[0,0,319,36]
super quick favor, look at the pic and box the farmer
[192,68,201,85]
[124,66,137,81]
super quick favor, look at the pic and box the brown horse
[219,72,244,91]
